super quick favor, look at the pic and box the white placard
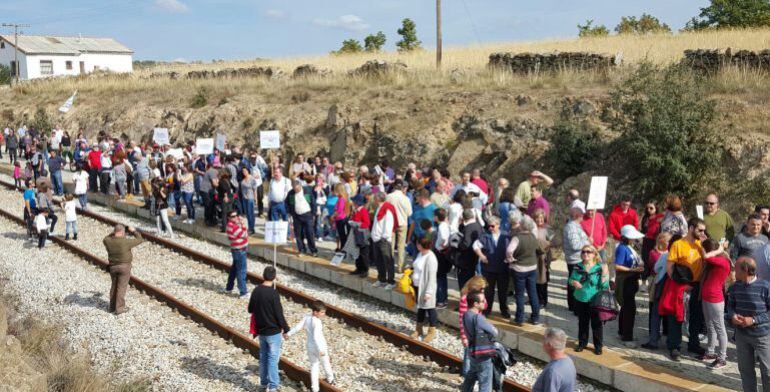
[330,252,345,266]
[586,176,608,211]
[58,91,77,113]
[195,138,214,155]
[215,133,226,151]
[265,221,289,244]
[260,130,280,149]
[153,128,170,145]
[696,205,704,220]
[167,148,184,160]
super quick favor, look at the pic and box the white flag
[58,91,78,113]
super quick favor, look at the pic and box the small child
[286,301,335,392]
[13,161,21,190]
[62,193,80,241]
[641,231,672,350]
[24,161,33,183]
[34,209,49,249]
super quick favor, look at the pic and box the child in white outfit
[286,301,335,392]
[62,194,80,241]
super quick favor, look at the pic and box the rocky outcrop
[292,64,332,79]
[350,60,407,78]
[682,48,770,73]
[488,52,618,74]
[147,66,282,80]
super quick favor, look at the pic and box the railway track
[0,178,564,392]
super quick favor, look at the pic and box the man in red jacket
[87,144,103,193]
[608,195,639,241]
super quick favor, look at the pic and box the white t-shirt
[35,214,48,231]
[294,189,311,215]
[269,177,291,203]
[435,222,450,251]
[73,171,88,195]
[287,314,328,354]
[64,199,80,222]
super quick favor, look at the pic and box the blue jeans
[77,194,87,210]
[259,333,283,390]
[181,192,195,220]
[269,201,288,221]
[51,171,63,196]
[172,191,182,216]
[226,249,248,295]
[461,347,471,376]
[513,270,540,323]
[65,221,77,236]
[461,357,493,392]
[243,198,255,232]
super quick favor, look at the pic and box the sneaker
[670,350,681,362]
[622,341,639,349]
[594,347,602,355]
[239,294,249,300]
[436,302,447,309]
[317,238,324,243]
[219,288,233,295]
[372,281,385,288]
[641,343,658,350]
[698,353,717,361]
[574,345,585,352]
[708,359,727,370]
[699,334,708,344]
[384,283,396,290]
[687,346,706,356]
[310,252,319,258]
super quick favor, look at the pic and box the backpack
[590,290,619,323]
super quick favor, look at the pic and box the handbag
[354,226,367,247]
[469,313,497,359]
[590,290,619,323]
[671,263,693,284]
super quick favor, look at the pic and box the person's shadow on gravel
[64,291,110,311]
[180,356,259,391]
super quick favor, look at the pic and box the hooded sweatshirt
[608,205,639,241]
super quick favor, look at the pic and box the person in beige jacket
[386,179,412,272]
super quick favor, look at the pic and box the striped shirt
[727,277,770,337]
[227,219,249,250]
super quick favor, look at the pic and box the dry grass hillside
[0,29,769,210]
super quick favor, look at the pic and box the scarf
[376,201,399,232]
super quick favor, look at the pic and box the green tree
[546,120,605,178]
[610,63,722,199]
[333,39,363,55]
[32,107,52,133]
[616,14,671,34]
[686,0,770,29]
[0,64,10,85]
[364,31,387,52]
[396,18,422,52]
[577,20,610,37]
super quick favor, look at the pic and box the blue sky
[1,0,708,61]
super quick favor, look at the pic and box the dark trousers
[220,201,233,231]
[537,268,550,307]
[293,213,317,253]
[374,240,395,284]
[99,171,110,194]
[37,229,48,248]
[457,268,475,295]
[688,283,705,350]
[201,192,215,225]
[618,274,639,341]
[109,263,132,314]
[256,186,264,216]
[513,270,540,323]
[417,308,438,326]
[336,218,349,250]
[666,315,683,351]
[47,212,58,233]
[576,300,603,348]
[566,264,577,312]
[355,242,371,273]
[481,271,510,316]
[8,148,16,163]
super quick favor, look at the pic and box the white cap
[620,224,644,240]
[570,199,586,214]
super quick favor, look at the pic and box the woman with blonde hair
[458,275,488,376]
[332,183,351,252]
[660,195,688,237]
[569,244,609,355]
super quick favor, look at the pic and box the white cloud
[312,14,369,32]
[265,9,286,19]
[155,0,189,13]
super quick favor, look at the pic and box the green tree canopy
[396,18,422,52]
[687,0,770,29]
[615,14,671,34]
[364,31,387,52]
[333,39,363,55]
[577,20,610,37]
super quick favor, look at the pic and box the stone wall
[488,52,618,74]
[146,66,282,80]
[682,48,770,73]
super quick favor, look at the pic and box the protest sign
[153,128,170,145]
[260,130,280,149]
[195,138,214,155]
[215,133,226,151]
[586,176,609,211]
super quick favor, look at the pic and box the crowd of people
[8,122,770,392]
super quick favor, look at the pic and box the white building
[0,34,133,80]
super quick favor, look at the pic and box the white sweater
[287,314,328,354]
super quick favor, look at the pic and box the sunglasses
[704,202,716,205]
[581,250,595,255]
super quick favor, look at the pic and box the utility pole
[1,23,30,84]
[436,0,442,69]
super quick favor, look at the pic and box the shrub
[0,64,11,85]
[396,18,421,52]
[615,14,671,34]
[32,107,52,133]
[686,0,770,30]
[333,39,363,55]
[190,87,208,108]
[577,20,610,38]
[364,31,387,52]
[610,63,722,200]
[546,120,605,178]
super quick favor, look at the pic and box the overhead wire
[460,0,482,45]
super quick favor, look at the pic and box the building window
[0,41,4,49]
[9,61,16,76]
[40,60,53,75]
[66,61,72,70]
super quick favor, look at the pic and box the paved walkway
[12,162,746,391]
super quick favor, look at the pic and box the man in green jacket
[103,224,144,315]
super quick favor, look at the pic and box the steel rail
[0,206,339,392]
[0,179,530,392]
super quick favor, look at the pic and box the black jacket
[248,285,290,336]
[456,221,483,271]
